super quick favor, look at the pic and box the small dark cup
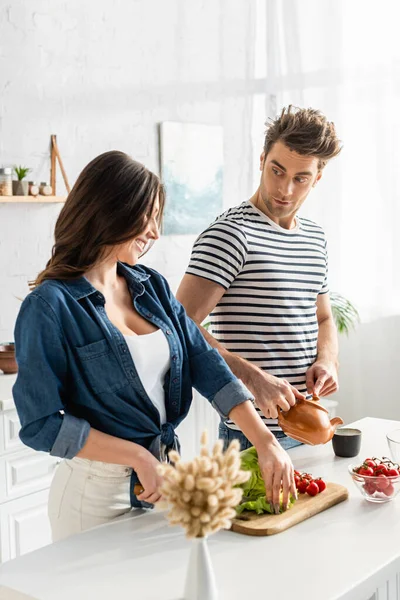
[332,427,362,458]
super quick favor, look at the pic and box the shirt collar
[61,262,151,301]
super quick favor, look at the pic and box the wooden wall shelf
[0,196,66,204]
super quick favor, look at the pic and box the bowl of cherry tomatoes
[349,456,400,503]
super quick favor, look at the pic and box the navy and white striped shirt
[186,200,329,432]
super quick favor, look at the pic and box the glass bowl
[387,429,400,463]
[348,464,400,503]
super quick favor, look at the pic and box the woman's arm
[228,401,296,513]
[13,293,90,456]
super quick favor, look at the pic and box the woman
[13,151,296,542]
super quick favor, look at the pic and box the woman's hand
[133,448,164,504]
[256,437,297,514]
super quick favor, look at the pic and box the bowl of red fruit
[349,456,400,503]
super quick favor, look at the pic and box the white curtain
[252,0,400,323]
[181,0,400,443]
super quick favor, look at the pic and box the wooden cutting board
[231,482,348,536]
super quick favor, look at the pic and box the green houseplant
[13,165,31,196]
[329,292,360,335]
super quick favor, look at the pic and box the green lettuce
[236,446,296,514]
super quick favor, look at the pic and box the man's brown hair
[264,105,342,170]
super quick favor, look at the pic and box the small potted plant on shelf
[13,165,31,196]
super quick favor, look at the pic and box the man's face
[257,140,322,227]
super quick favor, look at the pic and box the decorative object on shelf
[12,166,31,196]
[0,167,13,196]
[158,431,249,600]
[51,134,71,194]
[0,343,18,374]
[39,182,52,196]
[28,181,39,196]
[158,122,223,235]
[0,135,69,203]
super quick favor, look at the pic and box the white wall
[335,318,400,424]
[0,0,256,342]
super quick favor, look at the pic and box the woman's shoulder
[19,280,72,320]
[29,279,69,302]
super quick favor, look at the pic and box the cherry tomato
[294,470,300,476]
[363,481,377,495]
[306,481,319,497]
[297,479,309,494]
[383,483,394,496]
[359,466,374,476]
[364,460,376,469]
[294,475,300,487]
[315,479,326,492]
[376,474,390,491]
[374,465,389,476]
[387,468,399,477]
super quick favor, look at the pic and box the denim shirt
[13,262,253,506]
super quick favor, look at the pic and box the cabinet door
[0,450,59,504]
[0,407,24,454]
[0,489,51,563]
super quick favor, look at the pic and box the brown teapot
[277,396,344,445]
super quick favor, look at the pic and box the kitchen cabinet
[0,375,58,563]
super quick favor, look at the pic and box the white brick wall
[0,0,257,341]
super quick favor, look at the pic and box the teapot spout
[330,417,344,430]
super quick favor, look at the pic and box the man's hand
[306,360,338,397]
[247,365,306,419]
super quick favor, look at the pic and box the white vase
[183,536,219,600]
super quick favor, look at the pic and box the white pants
[48,457,133,542]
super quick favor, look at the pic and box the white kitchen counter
[0,417,399,600]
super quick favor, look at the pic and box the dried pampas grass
[158,431,249,539]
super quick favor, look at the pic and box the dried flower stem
[158,431,249,539]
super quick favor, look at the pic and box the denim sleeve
[13,294,90,458]
[168,292,254,419]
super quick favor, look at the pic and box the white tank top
[124,329,170,425]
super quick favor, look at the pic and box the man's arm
[176,274,305,418]
[305,293,339,396]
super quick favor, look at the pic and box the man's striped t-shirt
[186,200,329,432]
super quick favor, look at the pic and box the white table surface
[0,417,399,600]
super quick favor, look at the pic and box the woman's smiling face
[117,195,161,264]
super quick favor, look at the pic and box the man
[176,106,342,450]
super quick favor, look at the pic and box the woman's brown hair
[32,151,165,288]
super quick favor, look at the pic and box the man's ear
[260,152,266,172]
[313,171,323,187]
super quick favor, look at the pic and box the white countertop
[0,417,399,600]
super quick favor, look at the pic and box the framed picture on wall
[158,122,223,235]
